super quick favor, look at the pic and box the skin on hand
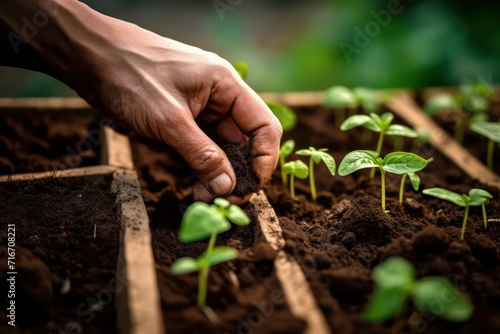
[0,0,282,205]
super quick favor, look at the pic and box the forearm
[0,0,126,95]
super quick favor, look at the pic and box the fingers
[208,79,283,189]
[160,107,237,203]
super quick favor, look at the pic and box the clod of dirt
[223,144,260,197]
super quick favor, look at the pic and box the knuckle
[187,145,223,173]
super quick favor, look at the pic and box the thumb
[162,116,236,202]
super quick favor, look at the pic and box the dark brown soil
[265,105,500,334]
[223,144,260,197]
[0,175,121,334]
[130,135,306,334]
[0,109,103,175]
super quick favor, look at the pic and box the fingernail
[209,173,233,196]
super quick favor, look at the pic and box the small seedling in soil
[424,81,494,144]
[340,112,418,178]
[282,160,309,198]
[266,102,297,131]
[279,139,295,187]
[363,257,473,329]
[338,150,428,212]
[470,121,500,170]
[171,198,250,317]
[324,85,359,128]
[399,158,434,204]
[295,147,336,201]
[422,188,494,240]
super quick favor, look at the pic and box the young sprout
[470,121,500,170]
[266,102,297,132]
[422,188,493,240]
[279,139,295,187]
[352,87,382,114]
[363,257,473,326]
[171,198,250,315]
[340,112,418,178]
[399,158,434,203]
[339,151,428,212]
[424,81,493,144]
[295,147,336,201]
[324,85,359,128]
[232,61,249,80]
[282,160,309,198]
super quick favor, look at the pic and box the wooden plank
[388,92,500,189]
[112,169,165,334]
[0,165,116,182]
[250,190,331,334]
[0,97,89,109]
[259,91,325,106]
[101,126,135,170]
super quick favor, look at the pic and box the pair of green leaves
[171,246,238,275]
[338,150,428,176]
[363,257,473,323]
[470,121,500,170]
[296,147,336,175]
[423,188,493,239]
[324,86,382,114]
[341,112,418,139]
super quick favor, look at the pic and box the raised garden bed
[262,94,500,333]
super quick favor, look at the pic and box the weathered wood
[388,92,500,189]
[250,190,331,334]
[0,165,116,182]
[0,97,89,109]
[101,126,135,170]
[112,169,165,334]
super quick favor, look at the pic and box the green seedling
[470,121,500,170]
[399,158,434,203]
[424,80,493,144]
[171,198,250,315]
[339,151,428,212]
[279,139,295,187]
[267,102,297,132]
[352,87,383,114]
[422,188,493,240]
[232,61,249,80]
[296,147,336,201]
[282,160,309,198]
[324,85,359,128]
[363,257,473,327]
[340,112,418,178]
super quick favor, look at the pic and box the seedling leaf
[227,205,251,226]
[373,257,416,290]
[425,93,456,115]
[283,160,309,179]
[267,102,297,131]
[471,122,500,143]
[362,286,409,323]
[179,203,231,242]
[320,152,337,175]
[213,198,230,209]
[422,188,467,207]
[171,257,200,274]
[202,247,238,267]
[340,114,372,131]
[338,150,379,176]
[324,85,358,109]
[412,277,473,322]
[233,61,249,80]
[279,139,295,157]
[385,124,419,138]
[408,172,420,191]
[382,152,428,174]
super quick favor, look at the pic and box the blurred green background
[1,0,499,97]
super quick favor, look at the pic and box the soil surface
[0,109,103,175]
[265,105,500,334]
[0,175,120,334]
[131,135,306,334]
